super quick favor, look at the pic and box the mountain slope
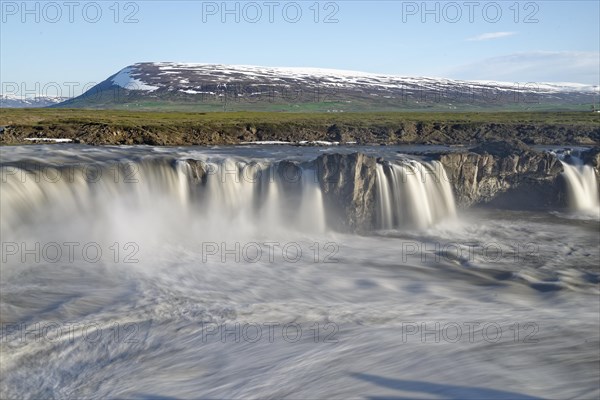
[56,62,599,111]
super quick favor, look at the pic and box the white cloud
[467,32,517,41]
[446,51,600,84]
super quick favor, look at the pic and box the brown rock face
[434,145,567,209]
[315,153,377,231]
[581,147,600,170]
[182,159,207,183]
[471,139,531,157]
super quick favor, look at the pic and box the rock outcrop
[470,139,531,157]
[183,159,208,184]
[431,142,567,209]
[581,147,600,171]
[314,153,378,231]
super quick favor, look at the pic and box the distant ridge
[1,94,68,108]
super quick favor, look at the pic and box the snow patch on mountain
[111,66,160,91]
[143,62,598,94]
[471,80,599,93]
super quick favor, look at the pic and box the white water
[2,156,456,239]
[561,158,600,217]
[375,160,456,229]
[1,158,329,242]
[1,146,598,400]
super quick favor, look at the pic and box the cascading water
[560,156,600,216]
[0,157,328,242]
[375,160,456,229]
[2,155,457,239]
[197,159,327,235]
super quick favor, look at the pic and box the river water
[1,145,598,399]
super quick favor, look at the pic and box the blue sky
[1,0,599,96]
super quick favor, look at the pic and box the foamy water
[1,145,598,399]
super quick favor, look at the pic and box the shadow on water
[351,373,542,400]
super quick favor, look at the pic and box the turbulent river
[1,145,599,399]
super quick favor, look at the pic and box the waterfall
[560,158,600,216]
[2,155,457,240]
[0,158,329,241]
[299,168,326,234]
[375,160,456,229]
[197,159,327,234]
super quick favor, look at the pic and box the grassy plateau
[0,109,598,146]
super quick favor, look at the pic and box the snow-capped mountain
[1,94,69,108]
[56,62,599,111]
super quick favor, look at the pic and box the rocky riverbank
[1,110,599,146]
